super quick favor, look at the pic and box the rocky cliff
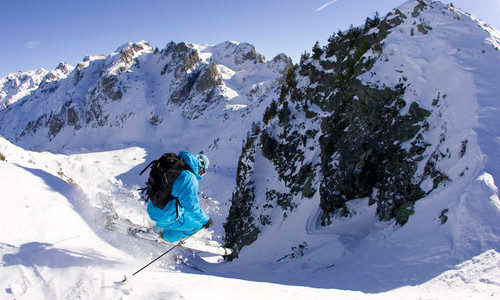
[223,0,500,258]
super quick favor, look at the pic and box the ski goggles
[197,156,206,176]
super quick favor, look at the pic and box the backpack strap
[175,198,180,219]
[139,160,157,176]
[183,163,195,175]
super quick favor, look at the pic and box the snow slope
[2,135,499,299]
[1,0,500,299]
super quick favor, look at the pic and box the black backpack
[139,153,194,209]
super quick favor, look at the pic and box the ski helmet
[197,153,209,176]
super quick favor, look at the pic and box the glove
[203,218,213,229]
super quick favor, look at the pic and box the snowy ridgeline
[1,0,500,299]
[0,39,291,152]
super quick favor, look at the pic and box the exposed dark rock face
[84,87,108,127]
[162,42,224,117]
[412,0,428,17]
[184,49,199,72]
[101,76,123,101]
[160,42,199,77]
[317,86,430,225]
[259,8,433,226]
[18,99,83,139]
[119,41,151,72]
[21,114,48,138]
[149,114,162,126]
[169,69,201,104]
[170,58,222,105]
[234,43,265,65]
[195,60,222,93]
[223,124,261,260]
[67,107,81,130]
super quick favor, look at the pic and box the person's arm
[172,171,209,225]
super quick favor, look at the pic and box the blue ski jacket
[146,150,210,242]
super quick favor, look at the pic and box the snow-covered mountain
[223,0,500,291]
[0,40,291,151]
[1,0,500,299]
[0,63,74,110]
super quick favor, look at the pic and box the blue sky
[1,0,499,77]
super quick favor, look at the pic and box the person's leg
[160,214,206,242]
[160,219,184,242]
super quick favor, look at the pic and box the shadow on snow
[1,242,118,269]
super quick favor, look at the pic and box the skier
[146,150,213,243]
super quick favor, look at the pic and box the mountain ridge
[0,40,291,151]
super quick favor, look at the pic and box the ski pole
[121,228,203,283]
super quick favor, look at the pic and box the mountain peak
[55,61,72,72]
[0,68,49,109]
[114,40,153,54]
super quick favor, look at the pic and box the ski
[105,217,232,256]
